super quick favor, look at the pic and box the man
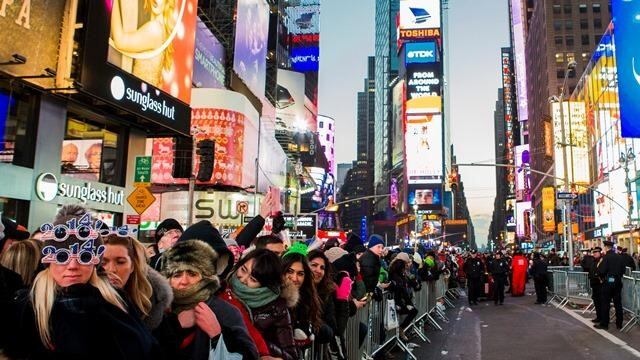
[530,252,548,304]
[548,248,561,266]
[581,248,595,273]
[360,234,385,293]
[0,216,30,254]
[463,250,484,306]
[620,248,636,272]
[586,247,604,325]
[595,240,626,330]
[490,251,510,305]
[149,218,183,270]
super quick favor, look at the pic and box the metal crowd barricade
[564,271,592,308]
[621,276,639,333]
[547,270,568,307]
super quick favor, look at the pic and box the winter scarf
[172,277,219,313]
[230,275,279,309]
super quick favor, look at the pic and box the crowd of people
[0,196,460,360]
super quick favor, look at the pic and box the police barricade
[621,276,639,333]
[564,271,592,309]
[547,270,568,307]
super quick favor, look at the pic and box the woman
[222,248,297,360]
[0,239,42,286]
[102,234,173,330]
[281,244,322,349]
[388,252,419,341]
[157,239,258,360]
[4,218,159,359]
[307,250,336,344]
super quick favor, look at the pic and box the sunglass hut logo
[110,76,176,120]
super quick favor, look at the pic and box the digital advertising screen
[408,184,442,211]
[193,19,226,89]
[405,112,443,184]
[612,0,640,137]
[290,47,320,72]
[391,80,405,167]
[233,0,269,99]
[516,201,531,237]
[275,69,307,130]
[406,63,442,99]
[542,187,556,232]
[80,0,195,136]
[399,0,441,34]
[515,145,531,202]
[61,139,104,182]
[551,101,590,186]
[510,0,528,122]
[505,199,516,228]
[404,42,437,64]
[285,5,320,35]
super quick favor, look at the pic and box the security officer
[587,247,603,324]
[530,252,548,304]
[490,251,510,305]
[595,240,625,330]
[464,250,484,305]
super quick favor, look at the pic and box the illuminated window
[579,4,587,13]
[567,52,576,63]
[593,3,601,13]
[555,53,565,64]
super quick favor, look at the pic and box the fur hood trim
[143,268,174,330]
[281,282,300,308]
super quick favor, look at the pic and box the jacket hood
[281,282,300,309]
[143,268,173,330]
[178,221,234,276]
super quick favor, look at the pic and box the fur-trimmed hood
[143,268,173,330]
[281,282,300,309]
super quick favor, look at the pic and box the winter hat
[325,246,348,263]
[178,221,234,276]
[0,216,30,248]
[367,234,385,249]
[344,233,366,254]
[413,252,423,265]
[155,218,183,243]
[324,238,341,251]
[284,242,308,258]
[162,240,218,278]
[395,252,411,264]
[332,253,358,279]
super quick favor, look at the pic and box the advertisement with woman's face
[60,140,103,181]
[107,0,198,104]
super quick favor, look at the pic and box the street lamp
[548,59,577,269]
[620,147,636,246]
[413,204,419,249]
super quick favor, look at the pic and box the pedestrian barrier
[546,270,592,310]
[621,276,639,332]
[341,276,458,360]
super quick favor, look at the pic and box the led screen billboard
[193,19,226,89]
[502,49,516,198]
[542,187,556,232]
[275,69,306,130]
[391,80,405,167]
[515,144,531,202]
[406,63,442,99]
[285,5,320,34]
[551,102,590,187]
[405,112,443,184]
[81,1,194,136]
[233,0,269,100]
[290,47,320,72]
[399,0,441,34]
[505,199,516,228]
[516,201,531,237]
[510,0,528,122]
[408,184,442,211]
[404,42,437,64]
[612,0,640,137]
[0,0,66,87]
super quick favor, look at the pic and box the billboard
[502,49,516,198]
[285,5,320,35]
[542,187,556,232]
[60,139,104,182]
[515,145,531,202]
[505,199,516,228]
[233,0,269,99]
[399,0,441,40]
[80,0,194,136]
[408,184,442,211]
[405,112,443,184]
[404,42,437,64]
[391,80,405,167]
[0,0,67,87]
[290,47,320,72]
[551,101,590,187]
[613,0,640,137]
[510,0,528,122]
[516,201,532,237]
[406,63,442,99]
[275,69,307,130]
[193,19,226,89]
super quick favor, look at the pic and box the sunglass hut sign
[35,173,124,206]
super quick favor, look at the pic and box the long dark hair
[282,252,322,330]
[307,250,336,301]
[229,248,283,293]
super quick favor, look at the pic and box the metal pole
[558,68,574,270]
[187,177,195,227]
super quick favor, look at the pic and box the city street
[409,286,640,360]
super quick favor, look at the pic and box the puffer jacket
[250,284,298,360]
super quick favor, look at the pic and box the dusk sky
[319,0,510,246]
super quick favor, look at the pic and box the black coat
[581,255,595,273]
[235,215,265,248]
[463,257,484,278]
[388,266,414,310]
[490,258,510,279]
[154,296,259,360]
[360,250,382,293]
[0,265,24,352]
[5,283,160,360]
[597,251,626,281]
[621,253,636,271]
[529,258,548,277]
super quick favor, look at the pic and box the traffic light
[449,171,459,191]
[172,136,193,179]
[196,139,215,182]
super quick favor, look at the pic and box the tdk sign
[405,42,437,64]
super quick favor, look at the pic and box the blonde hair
[144,0,175,75]
[0,240,43,285]
[103,235,153,317]
[31,267,127,349]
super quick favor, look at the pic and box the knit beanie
[344,233,366,254]
[162,239,218,278]
[155,218,183,243]
[325,246,348,263]
[178,221,233,276]
[367,234,385,249]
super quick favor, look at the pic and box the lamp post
[620,147,636,247]
[549,59,577,269]
[413,203,419,250]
